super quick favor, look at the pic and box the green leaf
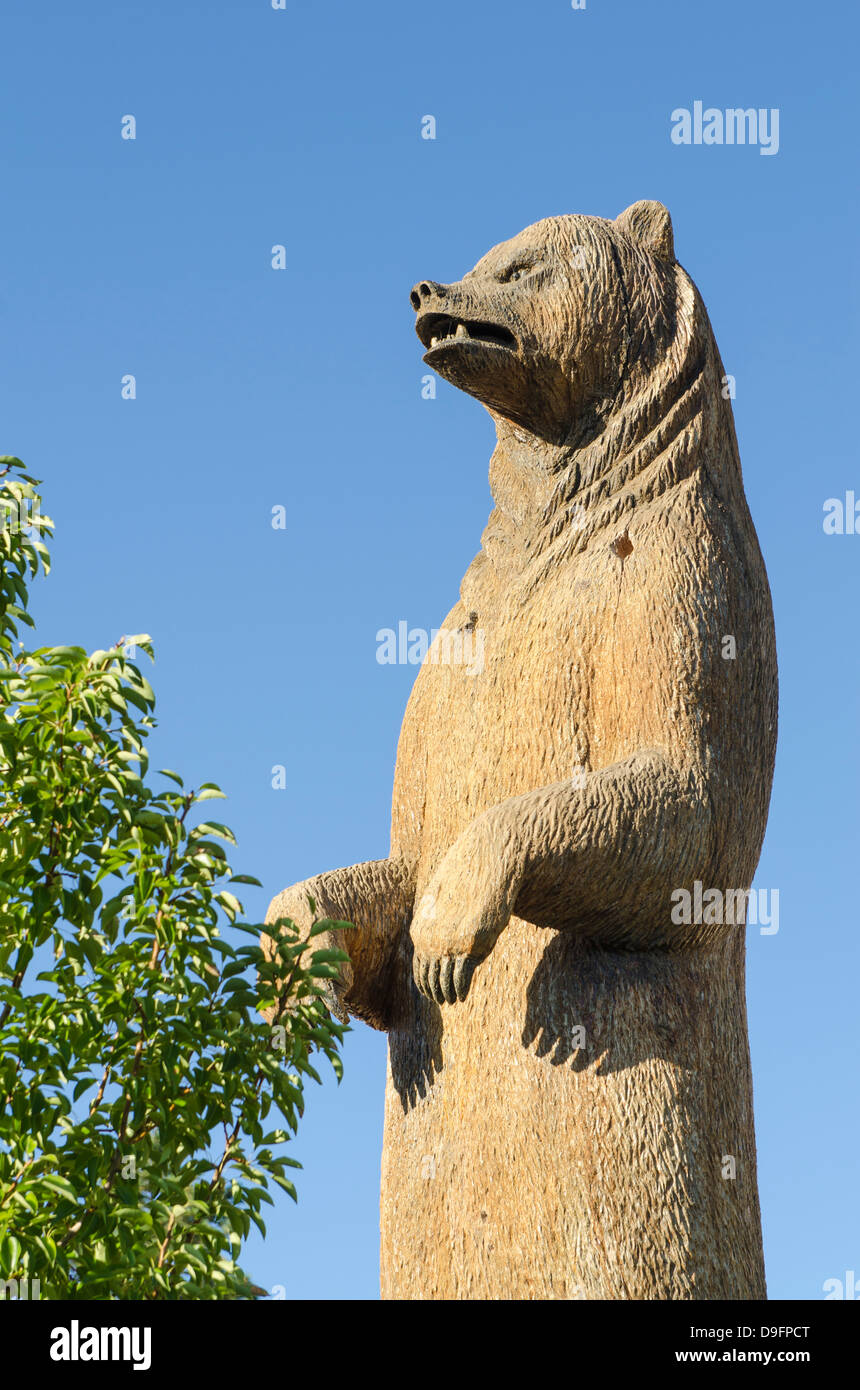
[0,458,347,1299]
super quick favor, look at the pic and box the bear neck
[473,279,743,605]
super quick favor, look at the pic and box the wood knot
[611,528,633,560]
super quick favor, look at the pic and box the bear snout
[410,279,448,311]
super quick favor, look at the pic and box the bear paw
[408,813,525,1005]
[413,950,482,1005]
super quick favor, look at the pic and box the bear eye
[498,259,536,284]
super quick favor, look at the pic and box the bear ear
[614,200,674,262]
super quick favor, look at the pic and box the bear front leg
[411,749,710,1003]
[264,857,414,1031]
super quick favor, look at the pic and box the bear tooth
[431,336,439,346]
[455,322,468,338]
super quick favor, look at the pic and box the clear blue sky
[1,0,857,1300]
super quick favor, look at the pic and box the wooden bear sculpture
[266,201,778,1300]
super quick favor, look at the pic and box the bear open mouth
[416,313,518,353]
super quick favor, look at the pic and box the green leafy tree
[0,457,350,1299]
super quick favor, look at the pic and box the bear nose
[410,280,447,311]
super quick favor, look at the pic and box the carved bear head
[411,200,679,447]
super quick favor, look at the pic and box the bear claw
[413,952,480,1004]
